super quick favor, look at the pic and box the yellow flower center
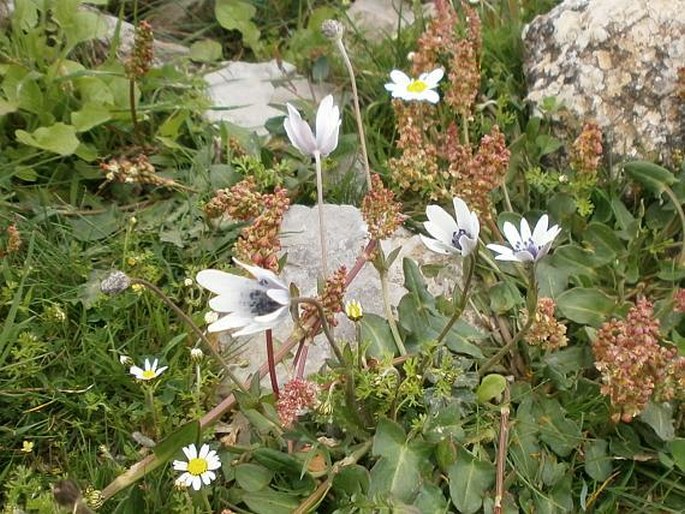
[187,457,208,476]
[406,80,428,93]
[141,369,156,380]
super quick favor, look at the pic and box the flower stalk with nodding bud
[284,95,341,277]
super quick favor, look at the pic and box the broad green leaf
[361,313,396,359]
[583,222,624,264]
[235,463,273,492]
[583,439,612,481]
[402,257,434,307]
[668,439,685,472]
[448,447,495,514]
[551,245,600,280]
[153,420,200,463]
[414,482,449,513]
[639,401,675,441]
[535,134,563,156]
[476,374,507,404]
[332,464,369,496]
[16,123,80,156]
[488,281,523,314]
[0,98,18,115]
[556,287,614,326]
[624,160,677,195]
[215,0,261,50]
[72,102,111,132]
[535,260,570,298]
[370,418,430,503]
[535,398,581,457]
[252,448,302,474]
[68,210,119,242]
[509,397,540,479]
[189,39,223,62]
[242,489,300,514]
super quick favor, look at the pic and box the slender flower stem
[265,329,279,398]
[291,296,343,364]
[494,385,511,514]
[334,38,372,190]
[435,249,477,345]
[129,277,247,394]
[375,245,406,355]
[479,266,538,376]
[194,363,202,410]
[314,152,329,278]
[143,385,158,437]
[129,79,138,133]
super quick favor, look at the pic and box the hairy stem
[314,152,329,277]
[335,38,372,190]
[265,329,279,398]
[436,249,477,345]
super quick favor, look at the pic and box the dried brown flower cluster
[593,298,685,423]
[100,155,181,189]
[126,20,154,79]
[411,0,481,114]
[570,122,603,176]
[388,1,509,221]
[0,223,22,258]
[524,297,567,351]
[276,378,319,428]
[361,174,407,239]
[674,288,685,313]
[302,266,348,327]
[204,178,290,272]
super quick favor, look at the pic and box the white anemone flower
[129,358,168,381]
[487,215,562,263]
[420,197,480,257]
[283,94,341,158]
[173,444,221,491]
[384,68,444,103]
[196,259,290,336]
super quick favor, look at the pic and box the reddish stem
[266,329,279,398]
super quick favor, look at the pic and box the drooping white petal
[129,366,144,377]
[196,269,254,296]
[156,366,168,376]
[233,259,287,290]
[422,90,440,104]
[487,243,518,261]
[208,293,247,314]
[420,234,456,255]
[207,313,253,333]
[267,288,290,305]
[459,234,478,257]
[284,103,317,156]
[502,221,522,248]
[426,205,459,237]
[191,475,202,491]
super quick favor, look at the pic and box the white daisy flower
[283,94,341,158]
[420,197,480,257]
[173,443,221,491]
[384,68,444,103]
[129,358,168,381]
[487,215,562,263]
[196,259,290,336]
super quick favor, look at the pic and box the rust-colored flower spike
[592,297,674,423]
[101,155,183,189]
[448,125,510,223]
[204,177,263,220]
[570,122,603,176]
[126,20,154,79]
[0,222,22,258]
[233,187,290,272]
[302,266,348,327]
[525,298,567,351]
[361,174,407,240]
[411,0,458,74]
[276,378,319,428]
[674,289,685,313]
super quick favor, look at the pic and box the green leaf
[535,260,570,298]
[189,39,223,62]
[68,210,119,242]
[72,102,111,132]
[448,447,495,514]
[16,123,80,156]
[583,222,624,265]
[477,374,507,404]
[370,418,430,503]
[535,397,581,458]
[624,160,678,195]
[556,287,614,326]
[639,401,675,441]
[242,489,300,514]
[361,313,396,359]
[402,257,434,307]
[215,0,261,50]
[153,420,200,463]
[488,281,523,314]
[235,463,273,492]
[332,464,369,496]
[0,98,18,115]
[583,439,613,481]
[668,439,685,472]
[414,482,449,513]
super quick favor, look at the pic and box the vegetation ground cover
[1,0,684,512]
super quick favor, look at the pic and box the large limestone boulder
[523,0,685,163]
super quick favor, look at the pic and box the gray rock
[219,204,462,385]
[523,0,685,163]
[347,0,417,41]
[204,60,331,135]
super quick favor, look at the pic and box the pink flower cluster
[277,378,319,428]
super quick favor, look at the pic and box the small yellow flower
[21,440,34,453]
[345,300,363,322]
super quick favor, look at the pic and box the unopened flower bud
[190,347,204,362]
[119,355,133,366]
[345,299,363,322]
[100,271,131,295]
[321,19,344,41]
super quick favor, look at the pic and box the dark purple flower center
[248,289,281,316]
[451,229,469,250]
